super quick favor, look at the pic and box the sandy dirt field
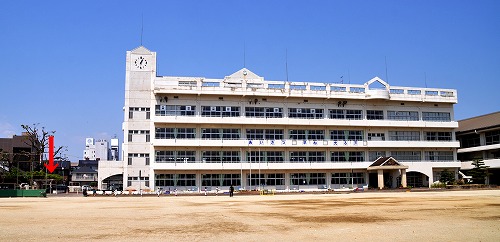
[1,190,499,242]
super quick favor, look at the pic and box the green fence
[0,189,47,197]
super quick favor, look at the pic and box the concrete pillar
[401,169,407,188]
[377,170,384,189]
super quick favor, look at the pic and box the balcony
[153,115,458,129]
[152,138,460,148]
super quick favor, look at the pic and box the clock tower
[123,46,156,190]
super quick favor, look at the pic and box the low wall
[0,189,47,197]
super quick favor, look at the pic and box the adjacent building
[83,138,120,161]
[114,46,460,192]
[457,111,500,185]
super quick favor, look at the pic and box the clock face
[134,56,148,69]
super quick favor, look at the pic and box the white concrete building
[121,46,459,192]
[457,111,500,184]
[83,138,109,161]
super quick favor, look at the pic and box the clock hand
[140,59,143,65]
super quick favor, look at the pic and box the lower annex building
[117,46,460,192]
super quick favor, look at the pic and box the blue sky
[1,1,499,161]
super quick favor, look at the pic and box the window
[368,133,385,141]
[264,173,285,186]
[369,151,385,161]
[425,151,454,161]
[155,105,195,116]
[177,128,196,139]
[202,174,241,187]
[290,173,326,185]
[329,109,345,119]
[388,131,420,141]
[485,130,500,145]
[346,110,363,120]
[290,151,307,162]
[289,130,306,140]
[128,130,150,143]
[155,151,195,163]
[367,110,384,120]
[265,129,284,140]
[150,129,165,139]
[387,111,419,121]
[245,107,283,118]
[425,132,452,141]
[202,151,222,162]
[307,130,325,140]
[201,151,240,163]
[460,134,480,148]
[202,106,240,117]
[308,151,326,162]
[155,174,196,187]
[330,151,364,162]
[155,128,196,139]
[246,129,264,140]
[330,130,363,141]
[331,173,365,185]
[391,151,421,161]
[222,129,241,140]
[202,128,221,139]
[288,108,324,119]
[289,151,325,162]
[422,112,451,122]
[247,151,265,162]
[223,151,241,162]
[128,153,150,166]
[245,107,265,118]
[130,107,151,119]
[266,151,284,163]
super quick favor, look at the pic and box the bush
[431,182,446,188]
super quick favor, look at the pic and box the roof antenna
[424,72,428,88]
[385,56,389,84]
[140,13,144,46]
[348,68,351,84]
[285,48,289,82]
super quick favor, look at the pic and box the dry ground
[1,190,500,241]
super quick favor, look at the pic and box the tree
[439,169,455,185]
[20,124,66,187]
[469,160,489,184]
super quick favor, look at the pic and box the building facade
[121,46,460,192]
[457,112,500,185]
[83,138,120,161]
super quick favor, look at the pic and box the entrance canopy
[367,156,408,171]
[367,157,408,188]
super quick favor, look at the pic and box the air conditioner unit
[160,105,166,111]
[210,106,217,111]
[226,107,231,112]
[186,106,192,111]
[297,109,302,113]
[311,109,316,113]
[273,108,279,113]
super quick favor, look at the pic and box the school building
[113,46,460,192]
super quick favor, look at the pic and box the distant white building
[103,46,461,192]
[83,138,120,161]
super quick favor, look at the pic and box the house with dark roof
[71,160,98,187]
[457,111,500,184]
